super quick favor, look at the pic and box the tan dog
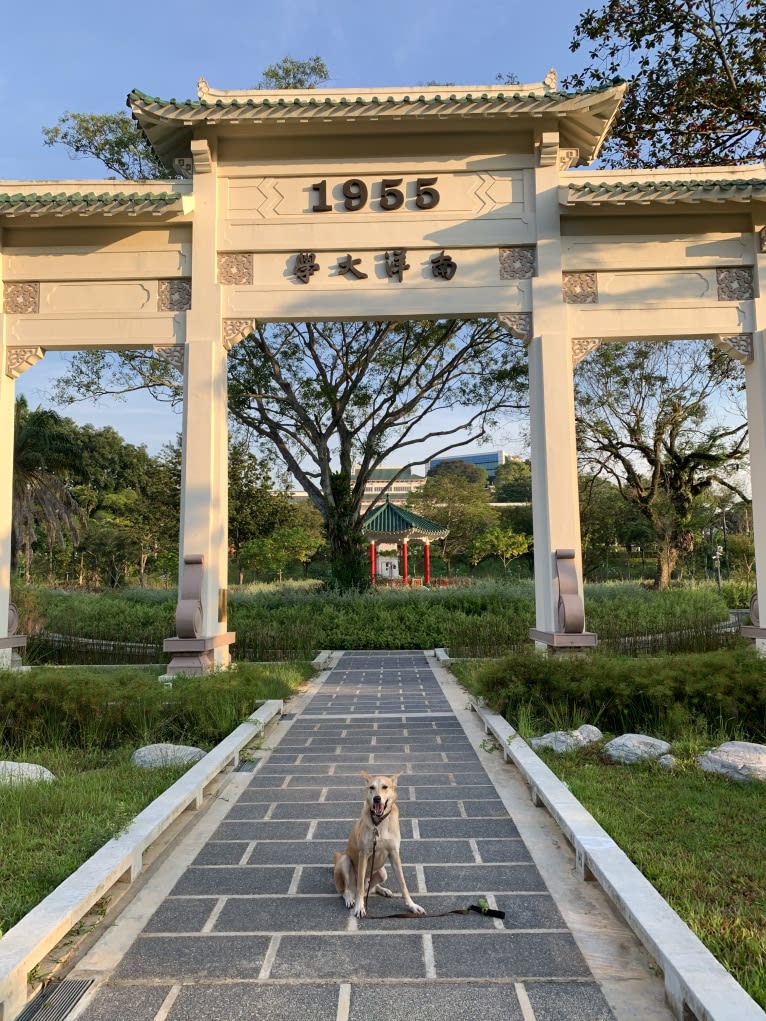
[334,771,425,918]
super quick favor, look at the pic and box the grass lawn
[537,746,766,1010]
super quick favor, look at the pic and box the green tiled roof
[363,498,448,541]
[128,82,627,173]
[565,178,766,205]
[0,191,182,218]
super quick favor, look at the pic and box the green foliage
[0,661,310,750]
[540,753,766,1008]
[493,458,532,502]
[463,643,766,742]
[258,56,329,90]
[42,111,168,180]
[567,0,766,167]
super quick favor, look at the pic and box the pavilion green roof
[0,191,183,218]
[362,498,448,542]
[564,178,766,206]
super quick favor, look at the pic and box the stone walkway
[68,651,671,1021]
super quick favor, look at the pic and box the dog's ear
[361,771,373,785]
[390,772,401,786]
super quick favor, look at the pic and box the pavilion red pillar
[424,540,431,585]
[369,541,376,584]
[402,539,409,585]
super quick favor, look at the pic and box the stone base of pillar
[161,632,236,679]
[0,635,28,670]
[529,628,598,651]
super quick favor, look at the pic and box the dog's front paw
[343,893,355,909]
[354,902,367,918]
[405,900,426,915]
[377,885,394,898]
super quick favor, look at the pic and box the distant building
[428,450,514,483]
[351,465,426,508]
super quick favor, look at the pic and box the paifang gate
[1,73,765,670]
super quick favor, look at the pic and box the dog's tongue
[373,801,385,817]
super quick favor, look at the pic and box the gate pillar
[527,156,596,650]
[0,309,13,668]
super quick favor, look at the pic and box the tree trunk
[325,471,369,590]
[654,546,679,591]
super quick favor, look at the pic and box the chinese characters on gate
[291,176,457,285]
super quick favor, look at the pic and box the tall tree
[258,56,329,90]
[567,0,766,166]
[407,470,499,573]
[42,112,167,180]
[228,319,525,583]
[493,458,532,502]
[575,341,749,589]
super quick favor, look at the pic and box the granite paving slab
[70,649,656,1021]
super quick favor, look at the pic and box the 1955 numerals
[311,177,440,212]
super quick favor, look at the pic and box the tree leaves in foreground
[566,0,766,166]
[42,111,168,180]
[575,341,749,589]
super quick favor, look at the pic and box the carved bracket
[537,132,559,167]
[190,138,213,174]
[223,319,256,351]
[497,312,532,342]
[572,338,601,366]
[556,548,585,634]
[714,333,754,363]
[152,345,185,373]
[6,347,44,380]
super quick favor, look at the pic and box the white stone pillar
[173,137,232,670]
[0,235,14,667]
[527,154,593,647]
[743,227,766,653]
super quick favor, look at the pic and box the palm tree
[12,397,84,582]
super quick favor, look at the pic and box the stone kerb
[0,700,283,1021]
[473,701,766,1021]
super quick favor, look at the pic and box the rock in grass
[132,744,205,769]
[603,734,670,764]
[697,741,766,783]
[0,761,56,785]
[530,724,603,753]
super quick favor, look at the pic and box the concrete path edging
[474,702,766,1021]
[0,699,284,1021]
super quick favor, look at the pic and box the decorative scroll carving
[558,148,579,170]
[714,333,754,363]
[572,338,601,365]
[4,282,39,314]
[563,272,598,304]
[158,279,191,312]
[218,253,253,286]
[190,138,213,174]
[556,548,585,634]
[152,345,185,373]
[499,247,536,279]
[8,603,19,636]
[750,591,759,628]
[760,227,766,254]
[716,267,754,301]
[176,553,204,638]
[6,347,44,380]
[497,312,532,342]
[223,319,255,350]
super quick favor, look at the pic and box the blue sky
[5,0,587,461]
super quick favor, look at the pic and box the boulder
[603,734,670,764]
[657,754,677,771]
[0,761,56,785]
[132,743,206,769]
[697,741,766,783]
[530,723,603,754]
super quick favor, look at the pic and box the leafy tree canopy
[42,111,167,180]
[566,0,766,166]
[258,56,329,90]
